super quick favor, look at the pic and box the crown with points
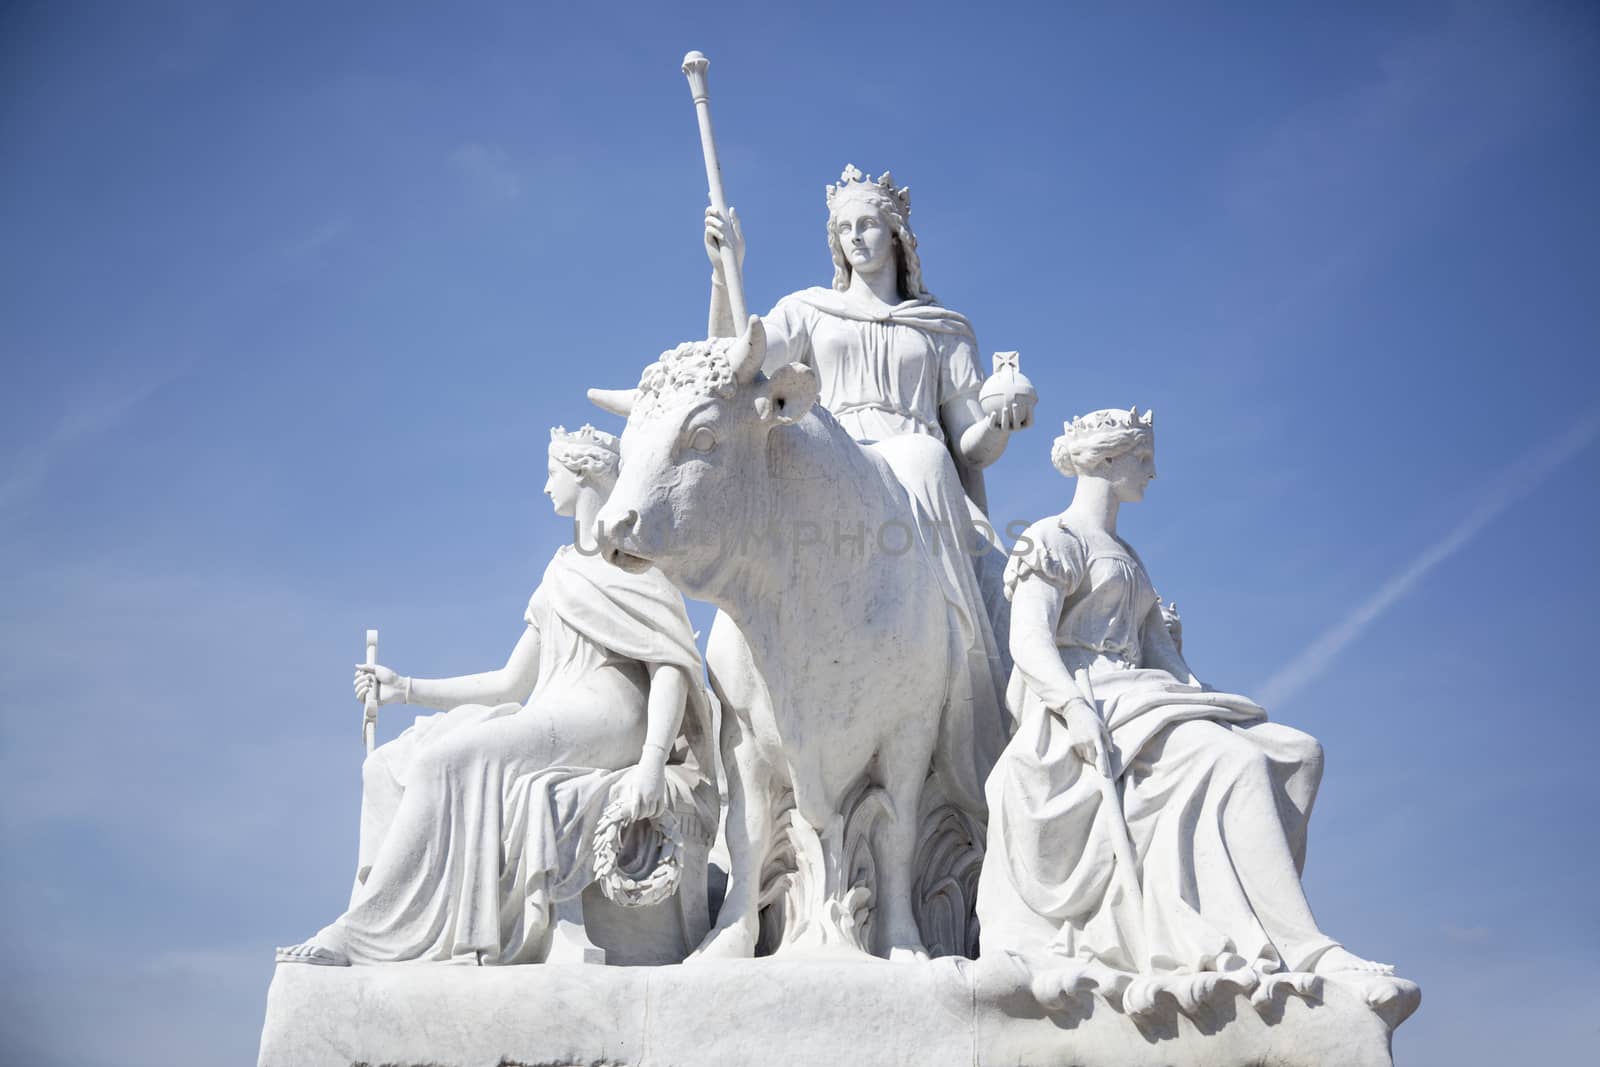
[1062,406,1155,440]
[826,164,912,218]
[549,424,620,456]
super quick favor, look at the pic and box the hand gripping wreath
[591,800,685,908]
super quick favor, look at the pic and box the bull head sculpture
[588,316,821,599]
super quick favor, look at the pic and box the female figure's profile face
[544,458,581,517]
[1101,441,1157,503]
[831,201,896,278]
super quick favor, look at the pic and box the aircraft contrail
[1257,405,1600,708]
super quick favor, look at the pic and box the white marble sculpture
[259,50,1418,1067]
[275,425,717,967]
[722,166,1027,954]
[976,408,1407,1012]
[588,163,1037,959]
[589,320,1002,960]
[704,166,1029,647]
[704,166,1033,512]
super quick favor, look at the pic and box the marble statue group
[265,50,1416,1066]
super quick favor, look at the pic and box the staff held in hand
[682,50,747,328]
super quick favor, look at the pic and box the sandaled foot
[1311,945,1394,976]
[275,938,350,966]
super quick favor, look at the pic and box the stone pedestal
[258,956,1417,1067]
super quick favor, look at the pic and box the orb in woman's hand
[980,359,1037,425]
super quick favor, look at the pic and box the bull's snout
[595,507,638,550]
[592,507,651,572]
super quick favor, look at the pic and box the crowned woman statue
[976,408,1393,988]
[705,166,1030,512]
[276,425,717,966]
[704,166,1027,775]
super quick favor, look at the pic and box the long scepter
[681,51,748,326]
[362,629,379,754]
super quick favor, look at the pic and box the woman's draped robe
[760,287,1010,797]
[331,546,717,965]
[976,517,1339,975]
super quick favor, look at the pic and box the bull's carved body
[593,321,979,959]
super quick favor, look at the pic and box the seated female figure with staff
[275,426,716,967]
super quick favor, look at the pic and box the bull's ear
[758,362,819,425]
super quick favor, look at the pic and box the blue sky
[1,2,1596,1063]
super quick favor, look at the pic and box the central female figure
[706,167,1027,776]
[706,166,1028,511]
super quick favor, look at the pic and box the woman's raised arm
[705,205,746,339]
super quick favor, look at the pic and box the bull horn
[730,315,767,384]
[587,387,637,417]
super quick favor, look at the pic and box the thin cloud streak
[0,375,171,512]
[450,142,523,203]
[1258,405,1600,708]
[278,215,350,263]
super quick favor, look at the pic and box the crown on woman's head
[1062,406,1155,440]
[826,164,912,218]
[549,424,620,456]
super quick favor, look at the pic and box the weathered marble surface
[258,955,1417,1067]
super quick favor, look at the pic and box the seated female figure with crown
[275,425,717,967]
[977,408,1394,991]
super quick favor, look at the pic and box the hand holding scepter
[362,629,379,753]
[683,51,748,331]
[354,634,414,752]
[358,633,376,751]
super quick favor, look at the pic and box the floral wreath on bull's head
[631,339,740,419]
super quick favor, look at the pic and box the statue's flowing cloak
[783,287,979,334]
[335,546,715,965]
[766,288,982,452]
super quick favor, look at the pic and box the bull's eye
[688,426,717,454]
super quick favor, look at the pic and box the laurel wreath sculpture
[591,801,685,908]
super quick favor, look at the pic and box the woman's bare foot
[1311,945,1394,975]
[275,932,351,966]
